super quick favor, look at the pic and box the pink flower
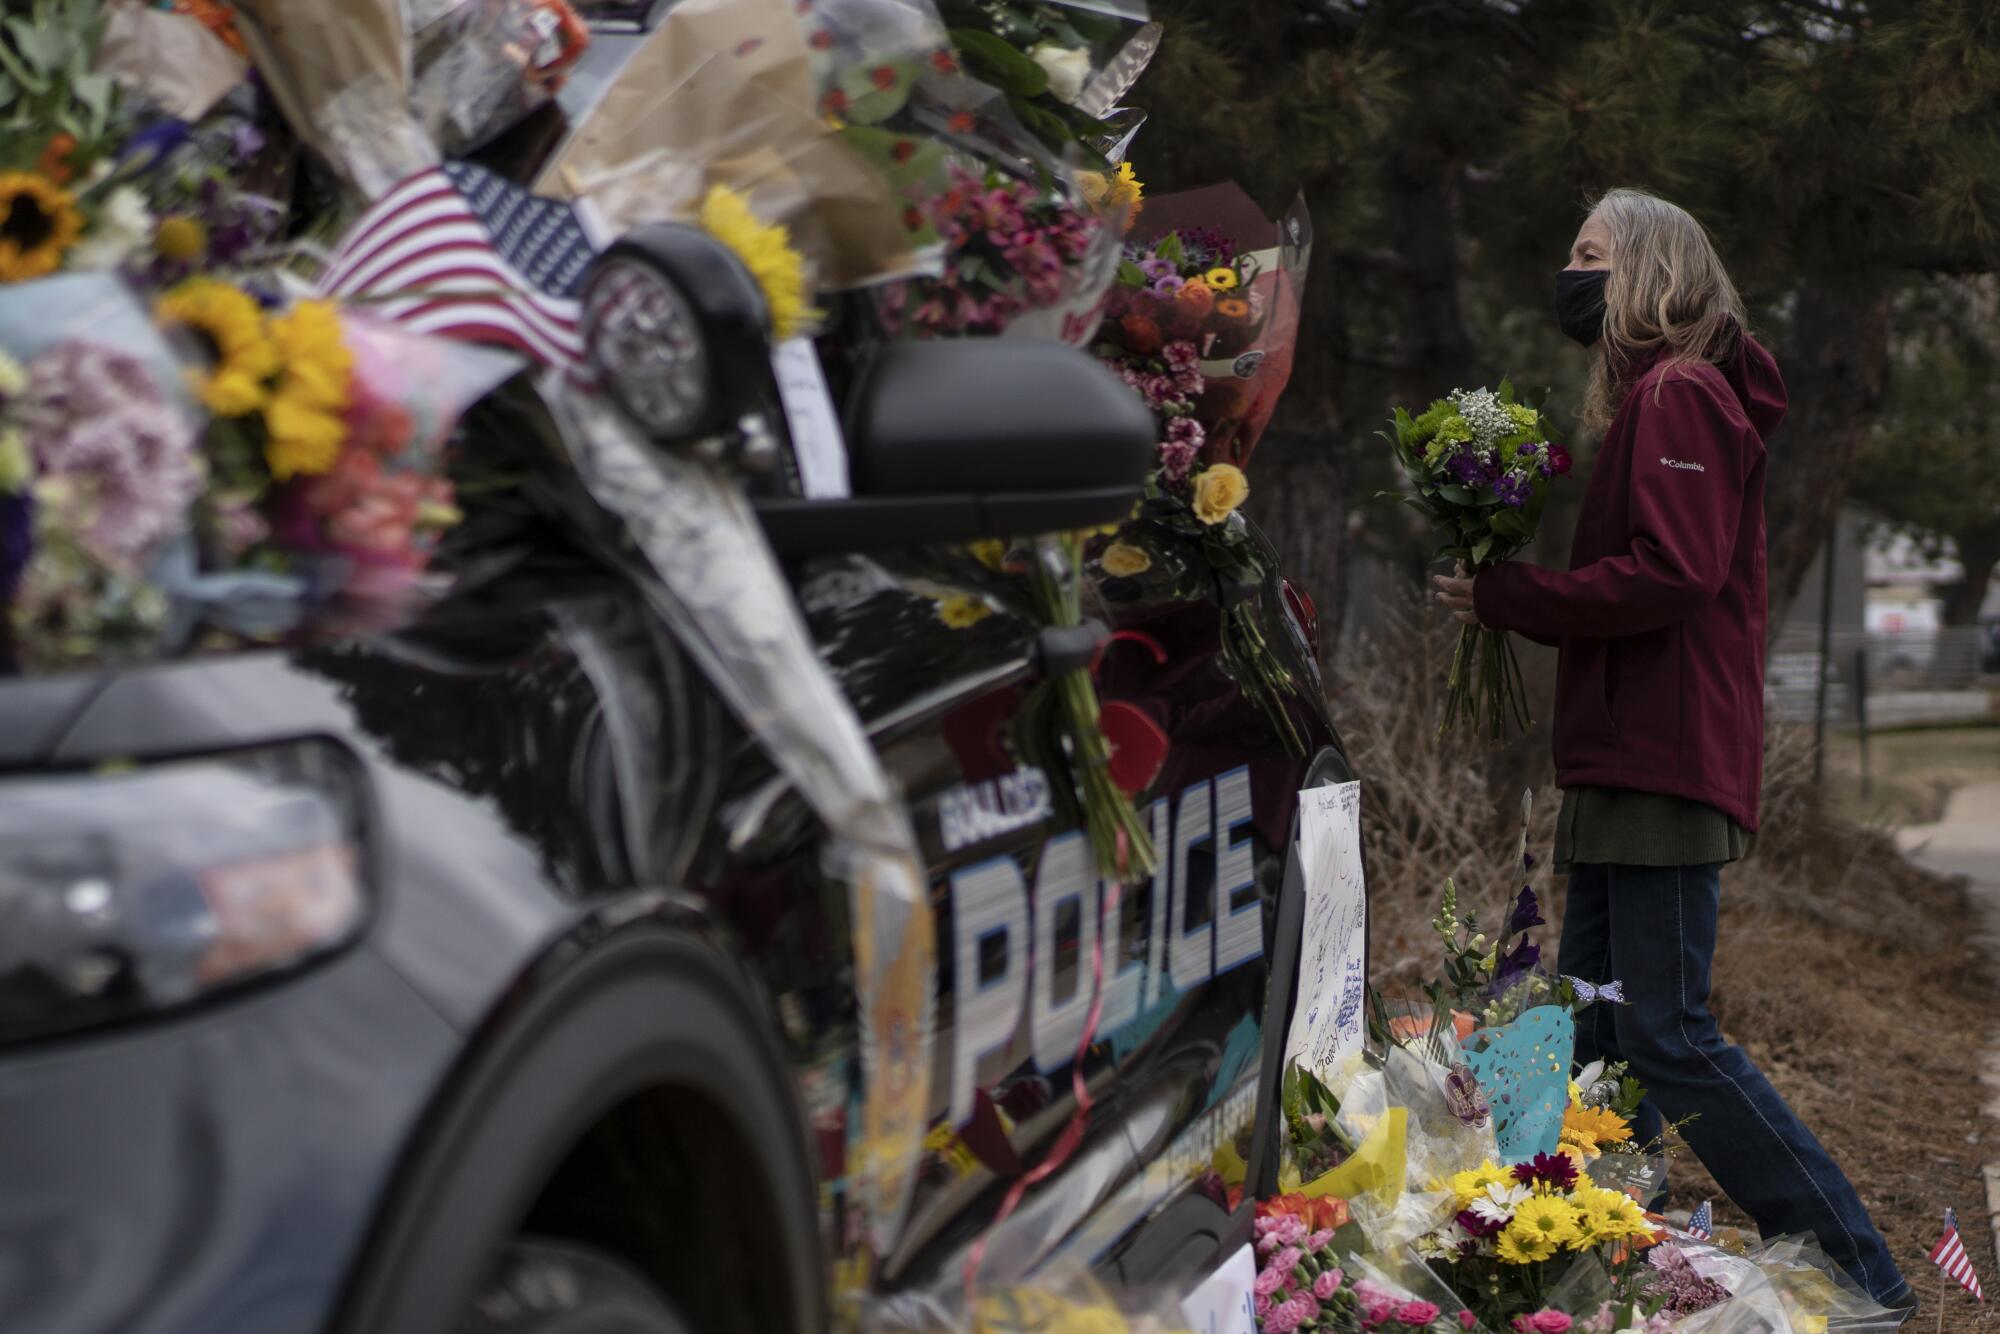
[1306,1229,1335,1252]
[1396,1302,1441,1326]
[1364,1302,1397,1328]
[1264,1297,1308,1334]
[1269,1247,1303,1276]
[1298,1295,1321,1322]
[1255,1297,1273,1319]
[1313,1271,1342,1300]
[1255,1267,1288,1298]
[1351,1280,1393,1309]
[1511,1312,1573,1334]
[1458,1313,1479,1331]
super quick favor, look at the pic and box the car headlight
[579,223,773,443]
[0,741,370,1045]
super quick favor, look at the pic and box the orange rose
[1176,277,1215,318]
[1119,313,1163,356]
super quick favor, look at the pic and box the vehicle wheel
[461,1237,688,1334]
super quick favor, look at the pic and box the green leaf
[1490,508,1533,540]
[1005,93,1074,152]
[1154,230,1184,265]
[1438,484,1476,506]
[949,27,1050,97]
[1401,495,1434,518]
[1117,258,1146,287]
[1471,537,1493,565]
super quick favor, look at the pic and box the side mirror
[755,338,1156,557]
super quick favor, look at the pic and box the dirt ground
[1338,614,1999,1331]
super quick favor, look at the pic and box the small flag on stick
[1686,1200,1713,1241]
[1930,1208,1985,1303]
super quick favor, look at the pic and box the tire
[461,1237,688,1334]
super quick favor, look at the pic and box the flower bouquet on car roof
[1382,383,1570,740]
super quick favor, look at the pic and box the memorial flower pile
[1383,383,1569,740]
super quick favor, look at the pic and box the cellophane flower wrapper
[1325,1060,1459,1253]
[1105,183,1310,472]
[537,0,925,292]
[261,312,521,633]
[1681,1235,1899,1334]
[409,0,591,156]
[861,1258,1194,1334]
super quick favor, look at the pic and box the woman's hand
[1432,562,1482,627]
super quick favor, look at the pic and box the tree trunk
[1765,277,1894,635]
[1942,517,2000,626]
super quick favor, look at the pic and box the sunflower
[262,300,353,480]
[1507,1196,1582,1252]
[154,215,209,263]
[156,278,281,416]
[697,184,812,341]
[0,173,85,283]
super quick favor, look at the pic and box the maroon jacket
[1474,334,1788,830]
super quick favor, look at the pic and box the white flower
[1450,386,1515,449]
[1031,42,1092,104]
[1469,1181,1531,1224]
[1576,1060,1607,1092]
[66,186,155,272]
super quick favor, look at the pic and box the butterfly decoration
[1566,977,1627,1006]
[1444,1062,1491,1129]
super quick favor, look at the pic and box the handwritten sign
[770,337,850,499]
[1182,1244,1258,1334]
[1284,782,1367,1081]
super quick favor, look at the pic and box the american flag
[1686,1200,1713,1241]
[1931,1208,1986,1302]
[318,161,596,367]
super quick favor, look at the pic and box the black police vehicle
[0,21,1354,1334]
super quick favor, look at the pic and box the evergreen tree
[1133,0,2000,653]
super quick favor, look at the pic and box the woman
[1433,188,1916,1312]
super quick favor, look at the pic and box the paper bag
[234,0,435,201]
[95,2,249,123]
[536,0,922,290]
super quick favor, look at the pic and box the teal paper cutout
[1464,1004,1575,1163]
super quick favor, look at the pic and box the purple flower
[1456,1208,1505,1238]
[0,490,32,604]
[1446,452,1492,488]
[1494,473,1531,508]
[1150,274,1185,297]
[1512,1152,1579,1191]
[1159,437,1200,485]
[1504,886,1544,937]
[1491,936,1541,988]
[1140,258,1175,281]
[16,342,200,566]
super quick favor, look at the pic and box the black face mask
[1555,268,1609,347]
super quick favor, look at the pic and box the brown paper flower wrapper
[534,0,925,291]
[95,1,249,124]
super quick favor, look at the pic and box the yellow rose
[1191,463,1248,525]
[1100,541,1151,577]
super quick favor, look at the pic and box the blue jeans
[1559,862,1913,1305]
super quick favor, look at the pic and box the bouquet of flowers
[1252,1213,1464,1334]
[1382,383,1570,740]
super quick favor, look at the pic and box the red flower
[37,132,76,185]
[1257,1193,1351,1232]
[1547,444,1573,475]
[1119,313,1163,357]
[870,65,898,90]
[931,49,958,74]
[948,110,977,134]
[890,139,918,164]
[902,205,924,231]
[809,29,834,50]
[822,89,849,115]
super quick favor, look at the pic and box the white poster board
[1282,782,1367,1080]
[1181,1244,1258,1334]
[770,337,850,499]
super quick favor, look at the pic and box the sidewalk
[1897,781,2000,1281]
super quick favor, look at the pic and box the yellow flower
[1079,160,1144,227]
[1191,463,1248,525]
[1495,1227,1556,1266]
[1563,1100,1634,1152]
[697,183,813,341]
[263,300,353,480]
[0,427,29,492]
[156,278,281,417]
[1449,1160,1510,1209]
[936,594,992,629]
[0,172,85,282]
[1100,540,1151,577]
[1204,266,1239,291]
[154,214,208,262]
[1508,1195,1582,1251]
[969,539,1007,570]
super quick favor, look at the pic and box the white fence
[1768,626,1999,728]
